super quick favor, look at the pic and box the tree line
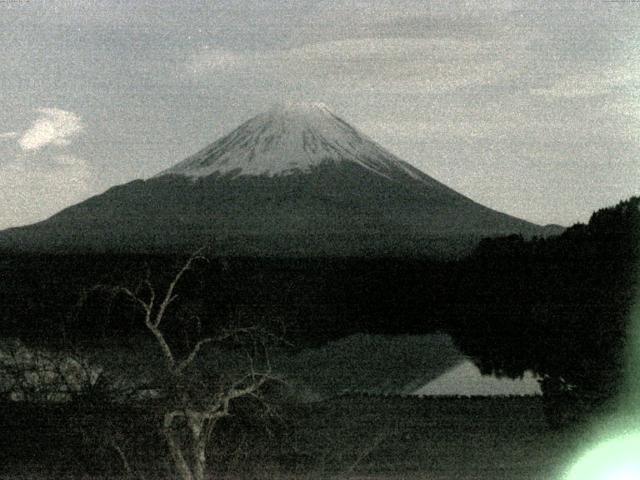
[1,197,638,427]
[447,196,639,424]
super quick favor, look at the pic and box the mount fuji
[0,103,561,256]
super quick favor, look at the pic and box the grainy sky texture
[0,0,638,229]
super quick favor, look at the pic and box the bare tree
[107,250,283,480]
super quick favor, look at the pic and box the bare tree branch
[154,248,206,328]
[175,337,216,375]
[91,247,284,480]
[163,412,193,480]
[118,287,153,321]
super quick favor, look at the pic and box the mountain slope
[0,103,559,256]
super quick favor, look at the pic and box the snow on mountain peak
[157,103,429,182]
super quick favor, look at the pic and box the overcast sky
[0,0,638,229]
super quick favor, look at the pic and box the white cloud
[185,48,249,73]
[313,0,431,23]
[0,109,91,229]
[0,154,91,229]
[530,64,640,98]
[430,0,517,18]
[361,118,511,142]
[18,108,84,151]
[186,37,527,94]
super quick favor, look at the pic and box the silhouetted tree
[449,197,640,426]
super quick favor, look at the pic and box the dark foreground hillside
[1,395,576,479]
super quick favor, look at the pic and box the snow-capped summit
[158,102,429,183]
